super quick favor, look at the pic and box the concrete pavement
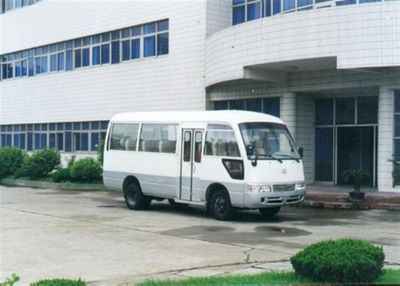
[0,186,399,285]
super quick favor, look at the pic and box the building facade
[1,0,399,192]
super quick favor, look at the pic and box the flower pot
[349,191,365,202]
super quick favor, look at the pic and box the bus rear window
[110,123,139,151]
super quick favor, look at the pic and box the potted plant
[342,169,370,202]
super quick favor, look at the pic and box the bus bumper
[243,189,306,208]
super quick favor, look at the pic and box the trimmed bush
[16,148,61,179]
[290,238,384,283]
[51,168,71,183]
[70,158,102,183]
[0,147,25,179]
[30,278,86,286]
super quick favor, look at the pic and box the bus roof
[110,110,285,125]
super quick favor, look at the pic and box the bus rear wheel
[124,183,151,210]
[259,207,281,218]
[209,190,235,221]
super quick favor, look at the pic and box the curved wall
[205,2,400,87]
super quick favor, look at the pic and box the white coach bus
[103,111,306,220]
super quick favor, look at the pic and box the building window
[0,19,169,80]
[2,0,41,14]
[394,91,400,186]
[212,97,280,117]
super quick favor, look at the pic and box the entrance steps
[300,185,400,211]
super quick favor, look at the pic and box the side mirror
[246,144,254,156]
[298,147,304,159]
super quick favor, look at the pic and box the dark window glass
[157,20,169,32]
[66,50,73,71]
[232,6,245,25]
[21,125,26,131]
[65,123,72,131]
[74,50,82,68]
[92,35,100,45]
[273,0,281,14]
[139,124,177,153]
[74,133,80,151]
[204,125,240,157]
[357,96,378,124]
[214,101,228,110]
[283,0,295,10]
[230,100,245,110]
[395,115,400,137]
[194,131,202,163]
[395,139,400,162]
[13,134,20,148]
[57,133,64,151]
[50,54,57,71]
[73,122,80,130]
[298,0,313,6]
[233,0,245,3]
[101,33,110,42]
[315,128,333,181]
[157,33,169,55]
[66,41,73,49]
[35,57,41,74]
[20,134,26,150]
[41,124,47,131]
[2,64,7,79]
[247,2,261,21]
[246,98,262,112]
[143,23,156,34]
[34,124,40,131]
[336,98,355,125]
[131,39,140,59]
[315,98,333,125]
[336,0,357,6]
[122,28,130,38]
[27,133,33,151]
[183,131,191,162]
[264,0,271,17]
[82,48,90,66]
[111,41,120,64]
[100,121,109,130]
[16,0,22,8]
[92,46,100,65]
[122,40,130,61]
[144,36,156,57]
[395,92,400,113]
[82,122,89,130]
[57,53,64,71]
[7,63,13,78]
[28,58,34,76]
[56,123,64,131]
[101,44,110,64]
[49,123,56,131]
[111,31,120,40]
[41,56,48,73]
[6,0,14,11]
[13,125,20,132]
[21,60,27,76]
[91,122,99,130]
[132,26,141,36]
[91,132,99,151]
[263,98,280,117]
[74,39,81,48]
[49,133,56,149]
[65,132,72,152]
[81,133,89,151]
[15,61,21,77]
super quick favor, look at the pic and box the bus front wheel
[209,190,235,221]
[124,183,151,210]
[259,207,281,218]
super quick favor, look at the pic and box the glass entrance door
[336,127,375,186]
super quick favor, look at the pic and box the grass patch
[137,269,400,286]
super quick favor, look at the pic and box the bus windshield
[239,122,300,160]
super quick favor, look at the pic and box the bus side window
[183,131,191,162]
[194,131,202,163]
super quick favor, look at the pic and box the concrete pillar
[280,92,297,138]
[378,87,395,192]
[296,96,315,184]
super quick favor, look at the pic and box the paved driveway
[1,186,399,285]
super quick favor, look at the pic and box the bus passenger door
[180,129,203,201]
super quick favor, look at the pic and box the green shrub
[51,168,71,183]
[16,148,61,179]
[290,238,384,283]
[0,147,25,179]
[97,140,105,165]
[30,278,86,286]
[0,273,20,286]
[70,158,102,183]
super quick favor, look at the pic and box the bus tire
[124,183,151,210]
[209,190,235,221]
[259,207,281,218]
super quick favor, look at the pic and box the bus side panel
[104,150,179,198]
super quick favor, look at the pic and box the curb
[0,177,106,191]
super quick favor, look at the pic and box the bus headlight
[248,184,272,193]
[295,183,306,191]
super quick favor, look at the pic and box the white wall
[205,2,400,87]
[0,0,210,124]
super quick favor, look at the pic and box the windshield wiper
[272,153,300,163]
[269,154,283,163]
